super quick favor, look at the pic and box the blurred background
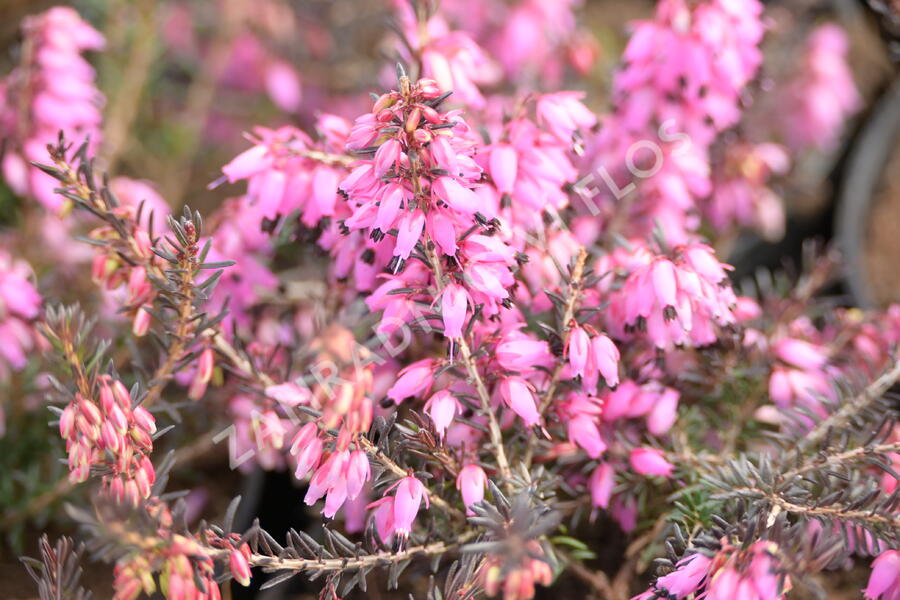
[0,0,898,597]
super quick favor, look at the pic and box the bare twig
[213,530,477,575]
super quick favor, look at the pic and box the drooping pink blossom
[589,462,615,509]
[629,447,674,478]
[456,464,487,515]
[387,358,437,403]
[441,283,469,340]
[498,377,541,427]
[392,476,430,538]
[864,550,900,600]
[425,389,459,438]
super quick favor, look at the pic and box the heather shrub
[1,2,898,600]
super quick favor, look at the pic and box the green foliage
[0,400,75,552]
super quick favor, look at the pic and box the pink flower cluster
[110,498,240,600]
[768,335,836,418]
[779,24,861,152]
[479,540,553,600]
[59,376,157,505]
[0,7,105,213]
[585,0,766,242]
[0,248,42,378]
[635,540,792,600]
[222,330,380,522]
[91,177,172,335]
[605,242,738,350]
[739,304,900,428]
[217,63,743,545]
[390,1,500,109]
[413,0,598,91]
[706,142,789,240]
[218,122,349,323]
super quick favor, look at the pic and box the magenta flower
[655,553,712,598]
[489,144,518,194]
[456,464,487,515]
[647,387,680,435]
[629,447,674,478]
[567,413,606,459]
[498,377,541,427]
[779,24,860,152]
[291,424,323,481]
[495,336,552,374]
[264,59,302,113]
[611,244,737,350]
[589,462,615,509]
[374,138,402,177]
[425,389,459,438]
[441,283,468,340]
[565,325,590,380]
[305,449,350,518]
[0,250,42,377]
[865,550,900,600]
[536,92,597,141]
[432,176,480,215]
[345,450,371,501]
[265,383,311,407]
[774,338,828,371]
[589,334,620,389]
[387,359,437,403]
[392,476,430,538]
[392,4,499,109]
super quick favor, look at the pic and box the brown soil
[864,136,900,305]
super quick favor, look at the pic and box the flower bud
[265,383,310,407]
[498,377,541,427]
[440,284,468,340]
[123,479,140,507]
[405,107,421,132]
[132,405,156,434]
[130,427,153,452]
[289,422,319,456]
[135,463,152,498]
[100,420,121,453]
[112,380,131,407]
[372,93,395,113]
[589,462,615,509]
[293,435,323,480]
[417,78,442,98]
[425,389,458,439]
[78,398,102,426]
[132,305,151,337]
[413,129,432,144]
[230,549,252,587]
[196,347,214,384]
[108,403,129,434]
[59,404,76,439]
[99,383,116,414]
